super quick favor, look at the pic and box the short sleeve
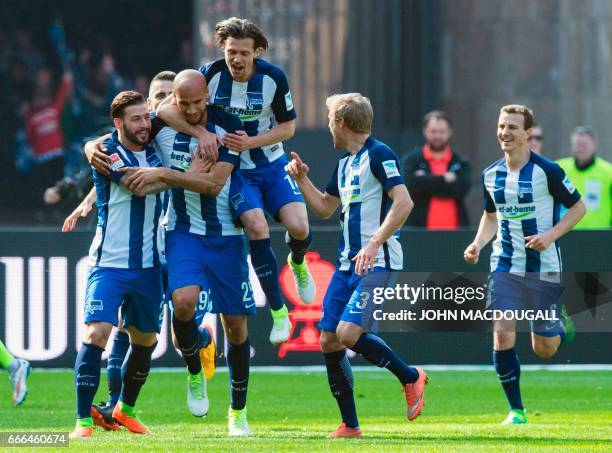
[218,146,240,167]
[102,136,125,184]
[482,174,496,212]
[369,147,405,192]
[325,161,340,198]
[270,68,297,123]
[546,162,581,208]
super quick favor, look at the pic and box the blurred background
[1,0,610,227]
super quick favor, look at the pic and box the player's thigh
[220,314,248,344]
[319,270,358,333]
[261,159,305,222]
[230,172,267,238]
[340,269,396,333]
[528,281,563,339]
[84,267,128,330]
[122,267,164,335]
[202,236,257,317]
[165,231,206,308]
[277,202,309,239]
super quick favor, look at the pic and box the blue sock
[172,314,201,375]
[324,350,359,428]
[227,338,250,410]
[493,348,523,410]
[119,342,156,407]
[285,231,312,265]
[352,332,419,384]
[249,238,285,311]
[74,342,103,419]
[107,330,130,407]
[198,325,211,348]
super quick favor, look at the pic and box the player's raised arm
[285,151,340,219]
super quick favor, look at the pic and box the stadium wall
[0,228,610,368]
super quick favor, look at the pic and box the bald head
[174,69,207,95]
[173,69,208,125]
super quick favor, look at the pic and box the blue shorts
[84,267,164,334]
[319,268,396,332]
[486,272,564,336]
[166,231,256,316]
[231,156,304,221]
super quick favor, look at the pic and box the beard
[428,141,448,152]
[122,124,150,146]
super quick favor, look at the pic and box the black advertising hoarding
[0,228,610,367]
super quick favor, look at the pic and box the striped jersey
[151,106,243,237]
[89,131,164,269]
[325,136,405,271]
[483,151,581,273]
[199,58,296,170]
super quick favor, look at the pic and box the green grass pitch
[1,370,611,452]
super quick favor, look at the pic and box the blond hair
[500,104,534,130]
[326,93,373,133]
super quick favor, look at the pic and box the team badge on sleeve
[110,153,125,171]
[285,91,294,111]
[382,160,400,178]
[562,175,576,193]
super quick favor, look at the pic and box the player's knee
[336,325,360,348]
[223,316,248,344]
[242,212,269,239]
[285,217,309,240]
[172,289,198,320]
[320,332,342,352]
[85,325,110,348]
[533,340,558,359]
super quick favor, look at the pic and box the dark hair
[110,91,146,119]
[215,17,268,51]
[423,110,452,128]
[500,104,534,130]
[572,125,597,141]
[151,70,176,83]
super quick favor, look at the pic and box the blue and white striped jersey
[89,131,164,269]
[483,151,581,273]
[326,136,405,271]
[200,58,296,170]
[151,106,243,237]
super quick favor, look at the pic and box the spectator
[528,123,544,154]
[557,126,611,229]
[402,110,471,229]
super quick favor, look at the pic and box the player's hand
[464,242,480,264]
[120,167,161,195]
[524,232,553,252]
[189,151,213,174]
[352,239,381,276]
[285,151,309,181]
[85,141,112,176]
[197,128,220,163]
[62,200,93,232]
[223,130,252,152]
[443,172,457,183]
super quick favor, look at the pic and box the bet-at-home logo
[498,205,536,219]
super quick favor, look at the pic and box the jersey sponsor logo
[109,153,125,171]
[285,91,294,111]
[498,204,536,220]
[382,160,400,178]
[170,151,191,171]
[562,175,576,193]
[221,105,262,122]
[84,299,103,315]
